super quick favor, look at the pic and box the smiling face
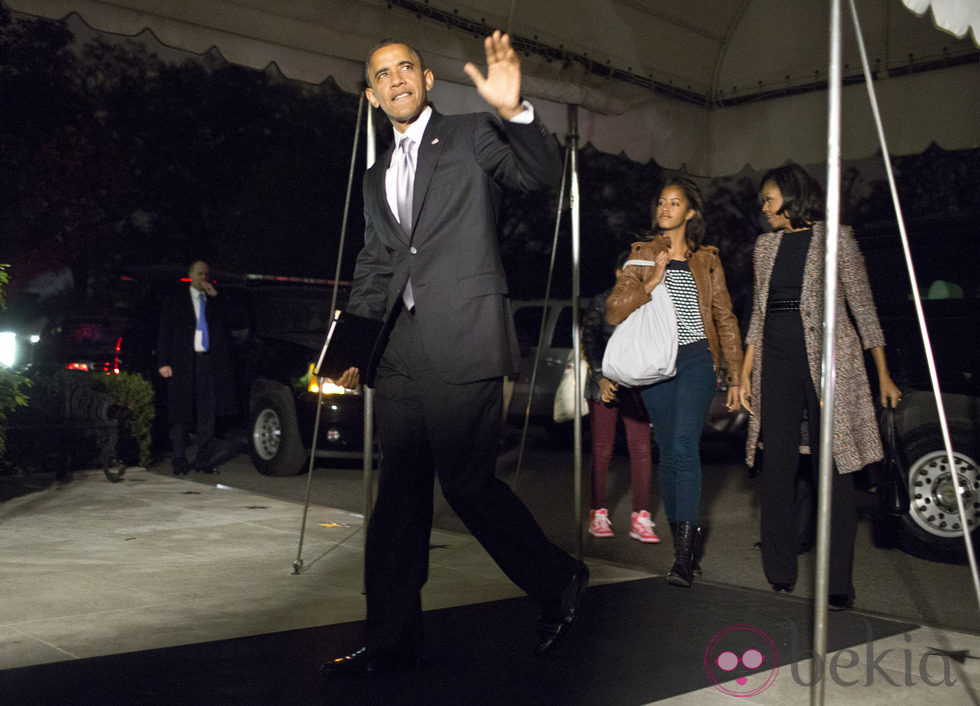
[760,180,793,231]
[365,43,434,133]
[655,185,695,233]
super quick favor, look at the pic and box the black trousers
[759,311,856,596]
[170,352,216,468]
[365,308,576,651]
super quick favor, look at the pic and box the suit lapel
[409,112,446,245]
[368,144,406,245]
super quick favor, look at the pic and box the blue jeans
[640,348,716,524]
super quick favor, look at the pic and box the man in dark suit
[322,32,587,675]
[156,260,236,475]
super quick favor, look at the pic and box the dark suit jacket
[348,108,561,384]
[156,286,237,424]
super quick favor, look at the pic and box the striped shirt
[664,260,706,346]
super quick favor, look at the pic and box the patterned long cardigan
[744,222,885,474]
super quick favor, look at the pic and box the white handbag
[601,274,678,388]
[553,349,589,423]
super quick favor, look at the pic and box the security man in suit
[156,260,236,475]
[322,32,587,674]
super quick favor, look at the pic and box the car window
[63,320,122,347]
[513,305,546,357]
[220,287,253,332]
[552,306,575,349]
[250,289,336,335]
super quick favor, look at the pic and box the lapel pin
[431,138,439,145]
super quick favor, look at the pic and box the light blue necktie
[197,291,210,351]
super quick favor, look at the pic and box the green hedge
[89,371,155,467]
[0,264,30,462]
[0,369,30,462]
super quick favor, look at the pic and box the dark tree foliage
[0,11,362,302]
[0,8,124,294]
[499,145,664,300]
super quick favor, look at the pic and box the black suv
[858,217,980,561]
[1,270,368,477]
[216,276,369,476]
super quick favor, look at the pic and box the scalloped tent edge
[4,0,978,177]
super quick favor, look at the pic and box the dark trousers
[759,312,856,595]
[587,397,652,512]
[365,308,576,651]
[640,349,716,524]
[170,352,216,468]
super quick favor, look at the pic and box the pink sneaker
[589,508,614,537]
[629,510,661,543]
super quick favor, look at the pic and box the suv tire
[249,388,307,476]
[892,424,979,563]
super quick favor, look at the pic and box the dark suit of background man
[322,32,587,675]
[156,260,236,475]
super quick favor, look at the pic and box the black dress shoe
[195,466,217,474]
[536,561,589,655]
[172,461,190,476]
[320,646,421,676]
[828,594,854,611]
[772,583,794,594]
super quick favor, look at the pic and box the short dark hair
[759,162,825,228]
[364,40,426,86]
[651,176,706,252]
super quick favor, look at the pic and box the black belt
[767,299,800,312]
[195,350,210,356]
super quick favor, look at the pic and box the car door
[508,300,577,423]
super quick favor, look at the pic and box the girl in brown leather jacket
[606,176,743,587]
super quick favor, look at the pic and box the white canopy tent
[6,0,978,176]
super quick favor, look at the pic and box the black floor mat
[1,578,917,705]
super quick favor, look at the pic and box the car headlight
[306,363,357,395]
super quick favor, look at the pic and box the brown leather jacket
[606,239,743,385]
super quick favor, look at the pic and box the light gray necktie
[395,137,416,309]
[395,137,415,235]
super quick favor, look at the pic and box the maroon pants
[588,395,653,512]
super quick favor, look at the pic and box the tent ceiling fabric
[6,0,979,176]
[902,0,980,45]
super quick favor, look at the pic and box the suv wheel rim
[253,408,282,461]
[909,449,980,537]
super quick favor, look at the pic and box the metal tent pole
[847,0,980,617]
[363,104,377,532]
[567,104,583,561]
[293,93,366,574]
[812,0,843,701]
[513,145,570,486]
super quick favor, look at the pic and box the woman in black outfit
[738,163,900,609]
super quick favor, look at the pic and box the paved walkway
[1,468,978,703]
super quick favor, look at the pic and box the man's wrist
[502,99,533,123]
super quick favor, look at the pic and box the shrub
[0,264,30,462]
[90,371,155,466]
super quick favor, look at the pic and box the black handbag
[877,406,911,516]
